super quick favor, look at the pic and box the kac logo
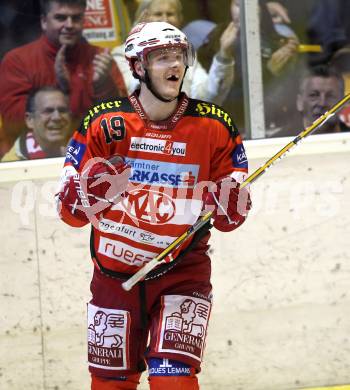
[233,144,248,168]
[121,189,176,224]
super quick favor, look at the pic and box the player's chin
[163,93,179,101]
[161,85,180,100]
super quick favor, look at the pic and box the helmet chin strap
[142,67,189,103]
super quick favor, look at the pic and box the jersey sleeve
[210,111,248,184]
[64,112,110,173]
[57,110,112,227]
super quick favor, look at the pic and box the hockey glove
[204,176,252,232]
[81,154,131,204]
[57,155,131,226]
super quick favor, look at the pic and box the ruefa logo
[98,237,157,266]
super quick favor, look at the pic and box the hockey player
[56,22,251,390]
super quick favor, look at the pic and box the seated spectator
[265,1,291,25]
[0,0,127,158]
[329,46,350,129]
[112,0,236,105]
[198,0,299,135]
[275,65,345,137]
[2,86,71,162]
[265,1,300,44]
[307,0,347,64]
[274,0,349,65]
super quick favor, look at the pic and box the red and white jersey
[60,92,248,274]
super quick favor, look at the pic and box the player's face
[26,91,71,150]
[146,0,182,29]
[297,76,342,130]
[146,47,187,100]
[41,2,85,47]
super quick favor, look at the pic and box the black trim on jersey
[78,97,134,136]
[184,99,240,138]
[89,222,212,281]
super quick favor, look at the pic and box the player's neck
[138,85,178,121]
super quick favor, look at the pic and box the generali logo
[87,304,130,370]
[157,296,211,361]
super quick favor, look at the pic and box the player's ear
[134,60,145,78]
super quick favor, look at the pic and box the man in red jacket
[0,0,127,157]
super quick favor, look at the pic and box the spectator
[276,65,345,136]
[2,86,71,162]
[307,0,346,64]
[265,1,299,44]
[330,46,350,129]
[270,0,350,65]
[197,0,299,135]
[298,65,346,133]
[112,0,236,105]
[0,0,127,158]
[265,1,291,25]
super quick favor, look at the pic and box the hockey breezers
[122,93,350,291]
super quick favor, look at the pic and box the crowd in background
[0,0,349,162]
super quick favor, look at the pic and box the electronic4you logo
[130,137,186,156]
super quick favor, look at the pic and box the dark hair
[329,47,350,74]
[299,64,344,93]
[40,0,87,15]
[26,86,68,113]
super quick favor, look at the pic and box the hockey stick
[122,93,350,291]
